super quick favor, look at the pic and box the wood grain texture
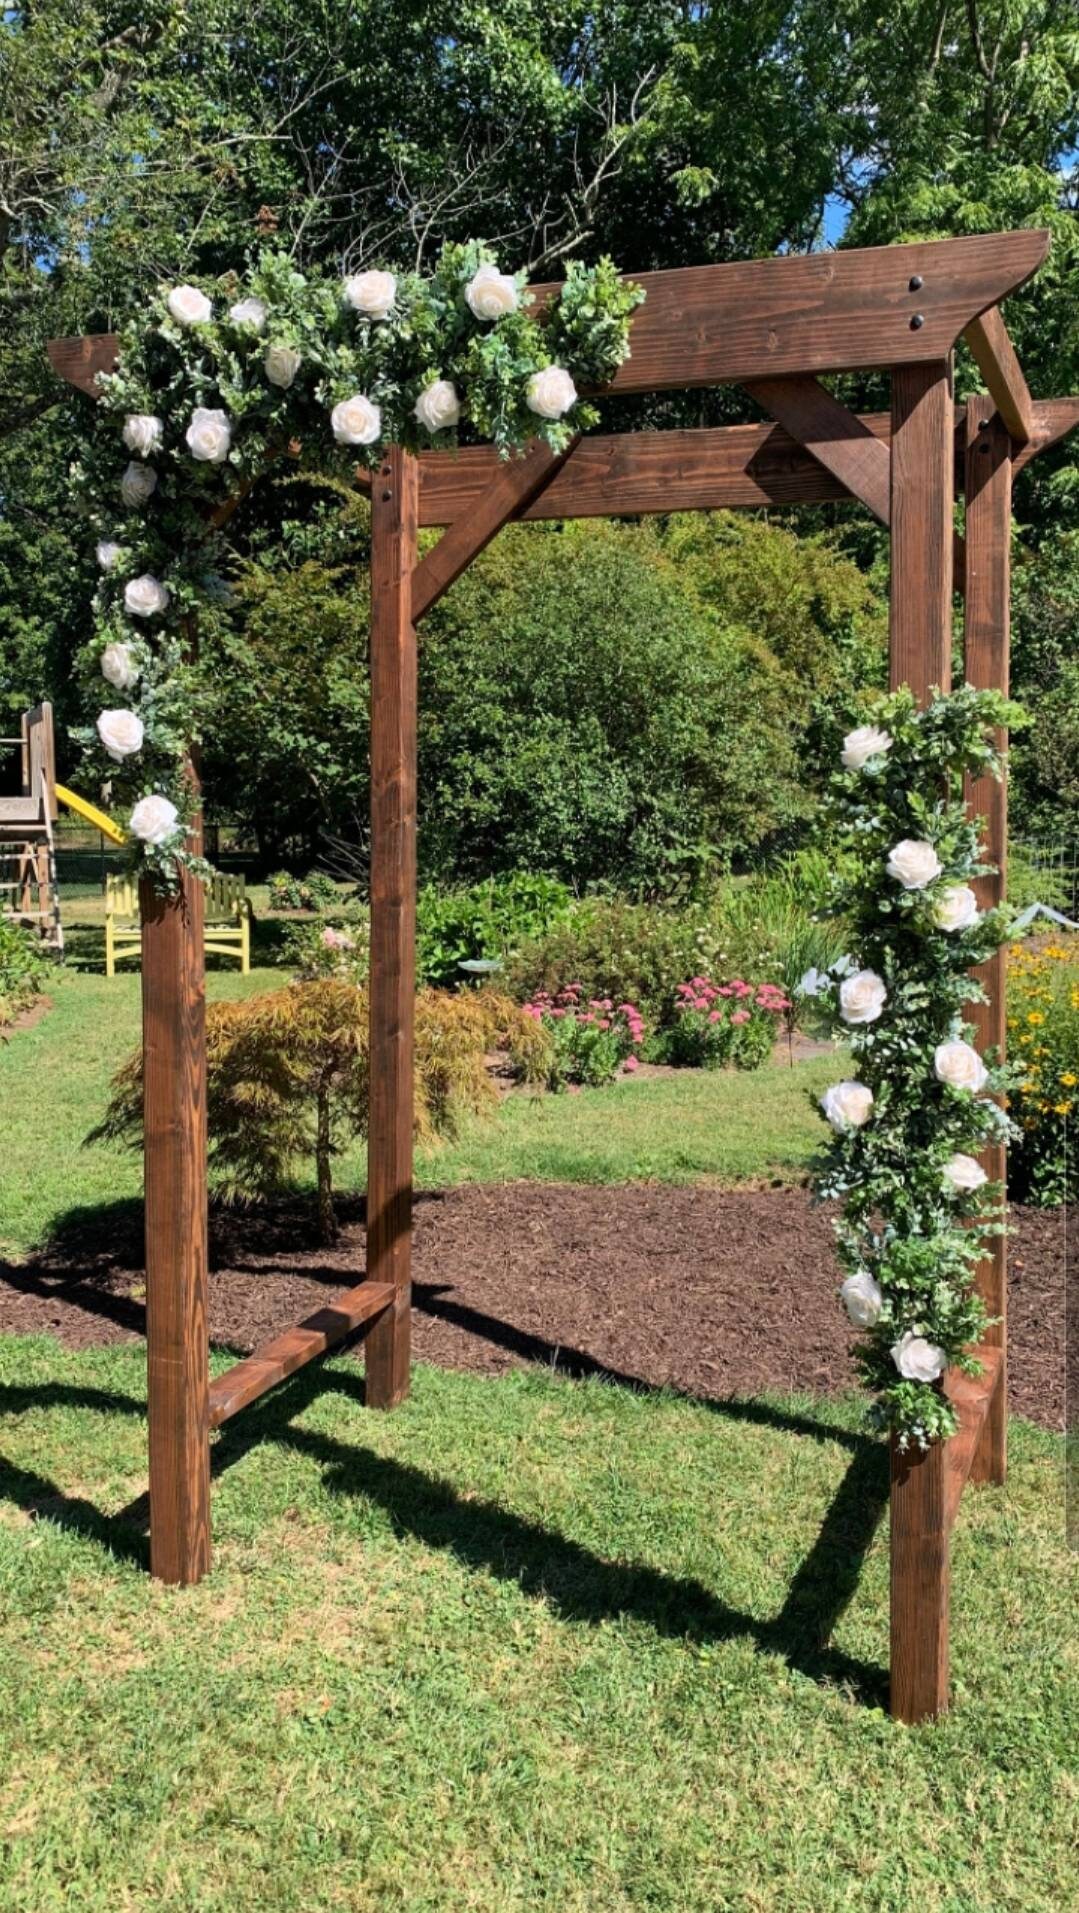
[890,1435,950,1723]
[208,1282,395,1428]
[416,417,899,524]
[889,363,955,696]
[963,306,1034,443]
[140,870,211,1585]
[743,377,892,523]
[1011,395,1079,471]
[364,447,419,1409]
[411,437,575,622]
[46,232,1048,402]
[943,1348,1005,1527]
[963,400,1012,1487]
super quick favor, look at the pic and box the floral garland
[803,684,1025,1448]
[70,244,644,884]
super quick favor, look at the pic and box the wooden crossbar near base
[208,1280,396,1429]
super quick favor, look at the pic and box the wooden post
[964,398,1012,1486]
[141,869,211,1583]
[364,447,418,1408]
[888,361,955,1723]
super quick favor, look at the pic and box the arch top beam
[48,230,1048,403]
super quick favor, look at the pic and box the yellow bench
[105,872,251,976]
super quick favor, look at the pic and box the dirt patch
[0,994,52,1037]
[0,1185,1066,1430]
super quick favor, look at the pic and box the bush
[504,897,723,1023]
[1007,938,1079,1205]
[658,975,789,1070]
[417,872,575,988]
[267,869,341,912]
[282,915,371,984]
[91,982,546,1242]
[0,920,50,1029]
[520,986,645,1089]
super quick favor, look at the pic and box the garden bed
[0,1185,1065,1428]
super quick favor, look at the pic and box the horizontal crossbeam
[207,1279,395,1428]
[48,231,1047,403]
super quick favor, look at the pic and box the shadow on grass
[0,1360,890,1707]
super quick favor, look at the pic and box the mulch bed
[0,1185,1067,1430]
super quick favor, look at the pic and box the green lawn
[0,966,836,1255]
[0,1338,1075,1911]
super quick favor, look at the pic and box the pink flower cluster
[675,974,790,1018]
[321,926,354,951]
[523,984,645,1068]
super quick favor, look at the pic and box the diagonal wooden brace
[744,376,892,524]
[410,436,579,623]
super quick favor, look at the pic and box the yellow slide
[54,782,127,845]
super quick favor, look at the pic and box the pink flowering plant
[522,985,645,1089]
[663,975,790,1070]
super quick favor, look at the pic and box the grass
[0,1338,1075,1910]
[0,964,836,1255]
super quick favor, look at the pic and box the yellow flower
[1061,1072,1077,1087]
[1054,1102,1072,1116]
[1026,1011,1044,1025]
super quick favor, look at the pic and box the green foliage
[658,976,789,1071]
[417,872,575,988]
[504,896,723,1023]
[808,687,1025,1447]
[519,986,644,1089]
[89,979,540,1240]
[0,921,50,1028]
[1007,939,1079,1207]
[267,869,340,912]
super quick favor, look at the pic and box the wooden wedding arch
[49,229,1079,1723]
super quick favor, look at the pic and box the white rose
[123,574,169,619]
[891,1331,946,1383]
[465,263,519,321]
[526,365,578,420]
[841,724,892,771]
[841,1271,883,1327]
[413,379,461,433]
[886,838,943,890]
[130,794,180,847]
[167,284,212,327]
[96,708,144,761]
[229,297,267,331]
[934,1040,989,1094]
[96,540,123,571]
[331,393,381,446]
[100,643,139,693]
[933,885,980,933]
[821,1080,874,1131]
[941,1152,989,1195]
[122,414,164,457]
[838,968,888,1026]
[343,270,397,319]
[185,406,232,464]
[264,343,302,389]
[120,462,157,508]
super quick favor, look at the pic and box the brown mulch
[0,1185,1067,1430]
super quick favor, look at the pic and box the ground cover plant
[659,975,790,1069]
[1006,937,1079,1205]
[0,1338,1075,1911]
[520,985,645,1088]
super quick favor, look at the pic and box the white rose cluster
[331,394,381,446]
[414,380,461,433]
[130,794,180,846]
[186,407,232,464]
[821,1080,874,1131]
[934,1040,989,1094]
[96,709,144,762]
[167,284,212,327]
[841,725,892,770]
[886,838,942,890]
[526,366,578,420]
[465,265,519,321]
[124,574,169,619]
[838,969,887,1026]
[344,271,397,319]
[891,1331,946,1383]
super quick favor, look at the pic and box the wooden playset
[49,229,1079,1722]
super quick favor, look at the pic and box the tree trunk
[316,1087,337,1244]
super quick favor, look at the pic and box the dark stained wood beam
[1011,394,1079,472]
[963,306,1035,444]
[47,231,1048,402]
[411,437,576,621]
[943,1348,1005,1527]
[208,1281,395,1428]
[743,376,892,524]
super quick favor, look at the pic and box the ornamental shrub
[91,982,544,1242]
[504,897,723,1023]
[1006,938,1079,1205]
[521,986,645,1089]
[0,920,51,1029]
[659,975,789,1070]
[417,872,575,988]
[807,684,1025,1449]
[267,869,341,912]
